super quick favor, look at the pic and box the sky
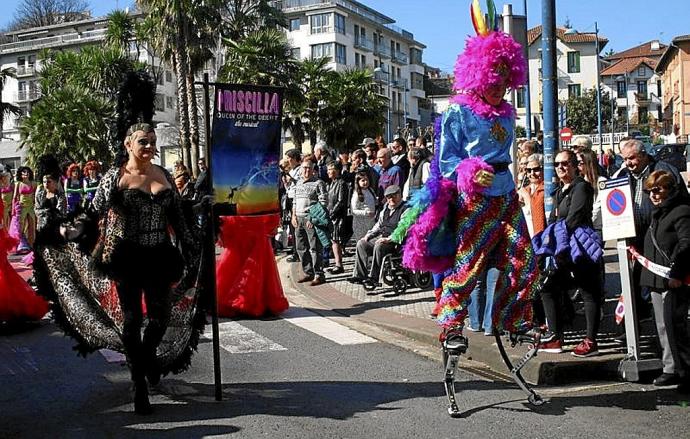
[2,0,689,73]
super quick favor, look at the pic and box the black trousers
[541,259,602,341]
[116,278,171,381]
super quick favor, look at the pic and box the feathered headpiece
[452,0,527,105]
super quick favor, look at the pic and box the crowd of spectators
[279,134,690,389]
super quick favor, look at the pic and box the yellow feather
[471,0,488,35]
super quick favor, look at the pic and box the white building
[0,15,178,169]
[600,41,666,135]
[516,26,608,133]
[275,0,426,142]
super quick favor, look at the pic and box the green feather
[390,206,423,244]
[486,0,497,31]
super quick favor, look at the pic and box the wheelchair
[362,252,433,295]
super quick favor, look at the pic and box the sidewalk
[280,243,661,385]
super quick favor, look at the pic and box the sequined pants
[437,191,538,333]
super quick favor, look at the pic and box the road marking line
[281,307,377,345]
[99,349,126,363]
[203,321,287,354]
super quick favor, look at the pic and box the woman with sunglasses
[640,170,690,393]
[518,153,546,237]
[539,149,602,357]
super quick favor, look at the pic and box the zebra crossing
[97,306,376,362]
[191,306,376,356]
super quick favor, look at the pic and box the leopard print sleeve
[92,167,120,215]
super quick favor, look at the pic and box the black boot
[134,378,152,415]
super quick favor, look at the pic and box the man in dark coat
[613,138,688,320]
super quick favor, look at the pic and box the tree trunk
[173,49,192,171]
[186,72,200,178]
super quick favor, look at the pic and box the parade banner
[211,84,283,215]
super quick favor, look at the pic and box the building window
[409,48,423,65]
[290,47,301,59]
[310,13,331,34]
[166,96,174,109]
[165,70,173,82]
[617,80,627,98]
[568,83,581,98]
[17,56,25,66]
[638,107,648,124]
[290,18,300,31]
[311,43,333,60]
[355,53,360,68]
[617,107,626,119]
[516,87,526,108]
[335,43,346,64]
[334,13,345,34]
[410,72,423,90]
[157,73,164,85]
[567,51,580,73]
[155,93,165,112]
[637,81,647,99]
[361,54,366,67]
[638,66,645,77]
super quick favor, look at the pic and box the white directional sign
[600,177,636,241]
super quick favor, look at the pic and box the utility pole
[595,21,603,154]
[541,0,558,217]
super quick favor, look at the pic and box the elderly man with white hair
[613,138,687,321]
[314,141,334,184]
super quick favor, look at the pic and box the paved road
[2,302,688,439]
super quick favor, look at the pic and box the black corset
[119,188,173,247]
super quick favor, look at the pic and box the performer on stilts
[391,0,543,415]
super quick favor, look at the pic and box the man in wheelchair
[348,185,408,288]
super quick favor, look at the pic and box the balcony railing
[16,65,36,77]
[391,50,408,64]
[16,90,40,102]
[635,92,650,103]
[374,44,391,58]
[392,78,408,90]
[0,28,107,54]
[354,36,373,52]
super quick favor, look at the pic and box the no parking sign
[600,177,636,241]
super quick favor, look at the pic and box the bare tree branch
[9,0,91,30]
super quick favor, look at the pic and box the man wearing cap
[349,184,408,285]
[359,137,377,167]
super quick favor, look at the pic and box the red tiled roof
[605,40,667,61]
[527,25,608,48]
[601,57,658,76]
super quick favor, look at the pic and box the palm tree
[221,0,287,41]
[0,68,22,140]
[282,57,330,150]
[319,68,387,151]
[136,0,194,171]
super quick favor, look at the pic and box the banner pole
[202,72,223,401]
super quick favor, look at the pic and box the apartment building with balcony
[601,40,666,135]
[275,0,426,143]
[655,35,690,142]
[0,15,178,168]
[516,26,608,133]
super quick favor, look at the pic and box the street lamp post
[374,66,391,143]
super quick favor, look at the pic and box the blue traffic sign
[607,189,626,216]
